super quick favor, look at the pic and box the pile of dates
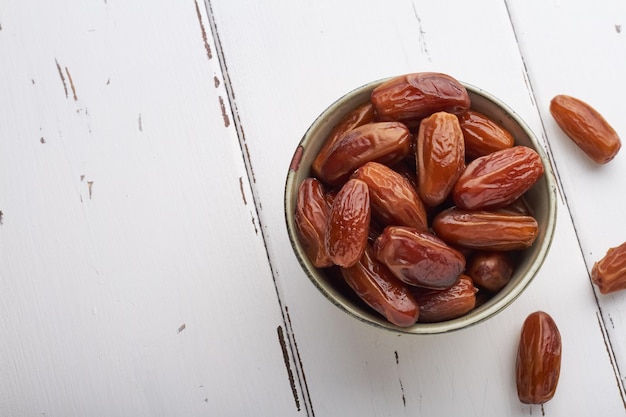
[295,72,545,327]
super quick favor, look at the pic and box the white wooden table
[1,1,625,415]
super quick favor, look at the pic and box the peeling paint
[284,306,314,416]
[277,326,300,411]
[218,96,230,127]
[213,76,220,88]
[55,59,69,99]
[250,212,258,235]
[616,24,622,34]
[40,137,45,144]
[177,323,186,333]
[87,181,94,199]
[0,211,4,225]
[194,0,213,60]
[138,113,143,132]
[65,67,78,101]
[239,176,247,205]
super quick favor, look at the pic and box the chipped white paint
[0,0,625,416]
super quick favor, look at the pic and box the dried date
[411,275,477,323]
[417,112,466,207]
[432,208,539,251]
[351,161,428,230]
[591,241,626,294]
[550,94,621,164]
[341,246,419,327]
[295,178,333,268]
[373,226,465,289]
[453,146,544,210]
[326,179,371,267]
[467,251,514,292]
[458,109,515,159]
[312,102,375,178]
[516,311,562,404]
[371,72,470,122]
[318,122,411,185]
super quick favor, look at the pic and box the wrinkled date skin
[312,102,375,178]
[371,72,471,122]
[373,226,465,289]
[417,112,466,207]
[326,179,371,268]
[351,161,428,230]
[467,251,514,292]
[591,241,626,294]
[295,178,333,268]
[411,275,477,323]
[453,146,544,210]
[516,311,562,405]
[341,246,420,327]
[318,122,411,185]
[458,110,515,159]
[550,94,621,164]
[433,208,539,251]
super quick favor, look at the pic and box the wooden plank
[208,0,626,415]
[0,1,299,416]
[506,0,626,400]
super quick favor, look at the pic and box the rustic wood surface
[0,1,625,415]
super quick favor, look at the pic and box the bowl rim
[284,77,558,334]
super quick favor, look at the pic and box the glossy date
[318,121,411,185]
[371,72,470,122]
[373,226,465,289]
[411,275,477,323]
[516,311,562,405]
[326,179,371,268]
[550,94,621,164]
[341,246,419,327]
[417,111,466,207]
[351,161,428,230]
[432,208,539,251]
[294,178,333,268]
[453,146,544,210]
[591,241,626,294]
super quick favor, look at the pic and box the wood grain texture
[1,0,626,416]
[0,1,299,416]
[506,0,626,403]
[208,0,626,415]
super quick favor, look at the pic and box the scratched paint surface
[1,0,626,416]
[206,0,626,415]
[0,1,298,416]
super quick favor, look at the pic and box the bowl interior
[285,79,557,334]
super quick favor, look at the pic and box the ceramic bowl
[284,77,557,334]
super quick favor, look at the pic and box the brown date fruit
[417,112,466,207]
[411,275,477,323]
[516,311,562,405]
[591,241,626,294]
[550,94,621,164]
[373,226,465,289]
[458,110,515,159]
[453,146,544,211]
[351,161,428,230]
[467,251,514,292]
[341,246,419,327]
[326,179,371,267]
[432,207,539,251]
[312,102,375,178]
[371,72,470,123]
[318,122,411,185]
[295,178,333,268]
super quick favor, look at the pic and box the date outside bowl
[284,78,557,334]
